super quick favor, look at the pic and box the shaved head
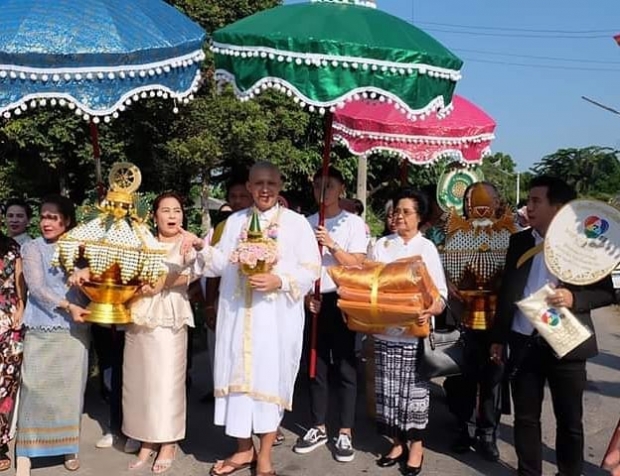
[249,161,282,182]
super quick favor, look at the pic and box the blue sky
[284,0,620,171]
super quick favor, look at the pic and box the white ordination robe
[197,205,320,437]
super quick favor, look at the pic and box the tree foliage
[531,147,620,200]
[0,0,618,236]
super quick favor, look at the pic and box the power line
[582,96,620,116]
[417,20,616,35]
[424,27,611,39]
[454,48,620,65]
[461,56,620,72]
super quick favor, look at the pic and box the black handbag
[419,319,464,379]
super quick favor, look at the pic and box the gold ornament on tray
[230,209,279,276]
[53,162,167,325]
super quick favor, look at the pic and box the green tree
[532,147,620,200]
[480,152,521,206]
[0,109,126,201]
[170,0,280,32]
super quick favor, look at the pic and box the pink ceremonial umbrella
[333,95,496,165]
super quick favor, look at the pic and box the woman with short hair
[369,188,447,476]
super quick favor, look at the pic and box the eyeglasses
[393,208,418,217]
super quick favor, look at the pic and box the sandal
[0,458,10,472]
[152,445,177,474]
[273,429,285,447]
[209,458,257,476]
[63,454,80,472]
[15,456,30,476]
[129,451,155,471]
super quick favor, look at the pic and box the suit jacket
[491,229,615,361]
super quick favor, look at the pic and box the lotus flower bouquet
[230,209,278,276]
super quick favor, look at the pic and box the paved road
[13,306,620,475]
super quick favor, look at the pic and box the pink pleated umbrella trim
[333,95,496,164]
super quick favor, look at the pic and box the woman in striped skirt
[15,195,90,476]
[369,188,447,476]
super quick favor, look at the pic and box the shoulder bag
[419,308,464,379]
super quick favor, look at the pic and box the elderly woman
[369,188,447,476]
[15,195,90,476]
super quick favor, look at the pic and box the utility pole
[356,155,368,219]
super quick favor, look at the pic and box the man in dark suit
[490,175,615,476]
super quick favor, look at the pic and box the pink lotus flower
[230,240,278,269]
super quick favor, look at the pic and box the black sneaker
[476,439,500,462]
[293,427,328,454]
[333,433,355,463]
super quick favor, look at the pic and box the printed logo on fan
[584,216,609,239]
[541,308,561,327]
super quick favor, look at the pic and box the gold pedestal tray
[80,281,139,325]
[241,260,272,276]
[459,290,497,330]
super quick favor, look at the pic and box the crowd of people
[0,165,616,476]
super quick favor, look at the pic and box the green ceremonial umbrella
[212,0,463,119]
[212,0,463,377]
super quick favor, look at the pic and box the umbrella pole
[89,121,105,201]
[309,111,334,379]
[400,159,409,186]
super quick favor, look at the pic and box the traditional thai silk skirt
[0,328,24,445]
[374,338,429,441]
[15,327,89,457]
[122,324,187,443]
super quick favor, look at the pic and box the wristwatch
[329,243,341,253]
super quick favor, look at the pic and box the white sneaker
[95,433,114,449]
[293,427,328,454]
[334,433,355,463]
[124,437,141,454]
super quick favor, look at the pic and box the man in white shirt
[293,168,368,462]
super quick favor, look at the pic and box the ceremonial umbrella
[333,95,496,165]
[212,0,462,119]
[0,0,206,185]
[333,94,494,210]
[211,0,463,377]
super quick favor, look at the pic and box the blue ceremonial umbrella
[0,0,206,185]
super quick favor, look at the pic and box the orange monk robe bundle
[327,257,440,338]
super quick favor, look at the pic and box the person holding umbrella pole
[294,167,368,462]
